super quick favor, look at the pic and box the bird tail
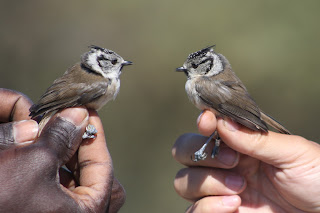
[36,111,56,136]
[261,111,291,135]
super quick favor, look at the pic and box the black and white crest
[89,45,114,55]
[187,45,216,60]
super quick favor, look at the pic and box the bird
[29,45,132,138]
[176,45,291,162]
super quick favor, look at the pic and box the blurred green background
[1,1,319,212]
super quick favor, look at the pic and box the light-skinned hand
[173,110,320,213]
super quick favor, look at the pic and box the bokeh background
[1,1,319,212]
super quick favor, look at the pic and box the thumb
[36,107,89,166]
[217,118,316,167]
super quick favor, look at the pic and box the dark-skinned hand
[0,88,125,212]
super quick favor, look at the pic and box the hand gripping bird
[176,45,291,162]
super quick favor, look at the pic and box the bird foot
[82,124,98,139]
[192,131,221,162]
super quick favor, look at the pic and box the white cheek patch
[210,54,223,75]
[87,51,104,74]
[84,50,123,79]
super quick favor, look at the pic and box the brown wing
[195,76,268,132]
[29,75,110,119]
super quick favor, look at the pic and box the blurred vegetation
[1,1,319,212]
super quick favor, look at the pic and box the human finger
[174,167,246,202]
[197,110,217,137]
[186,195,241,213]
[109,178,126,213]
[216,118,319,168]
[36,107,89,166]
[0,88,33,122]
[0,120,38,150]
[68,110,115,212]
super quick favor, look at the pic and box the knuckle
[41,117,80,149]
[38,117,83,163]
[243,131,268,156]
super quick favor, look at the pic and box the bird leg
[82,124,98,139]
[211,134,221,158]
[193,130,219,162]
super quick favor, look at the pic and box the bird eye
[111,59,118,65]
[191,63,198,69]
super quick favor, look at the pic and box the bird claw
[193,150,208,162]
[82,124,98,139]
[192,131,221,162]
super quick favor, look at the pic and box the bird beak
[176,66,187,72]
[122,61,133,66]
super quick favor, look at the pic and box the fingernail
[217,147,238,166]
[197,111,204,125]
[13,120,38,143]
[222,195,240,207]
[223,118,239,132]
[225,175,244,192]
[58,107,88,126]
